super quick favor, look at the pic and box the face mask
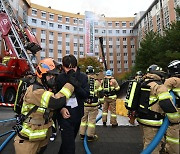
[46,77,56,89]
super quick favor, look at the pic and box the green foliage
[78,56,103,73]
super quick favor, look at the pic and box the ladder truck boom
[0,0,42,103]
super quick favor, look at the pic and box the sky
[30,0,155,17]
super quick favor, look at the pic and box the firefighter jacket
[102,76,120,99]
[84,74,102,107]
[164,77,180,109]
[137,73,179,127]
[20,79,74,141]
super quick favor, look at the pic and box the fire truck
[0,0,41,104]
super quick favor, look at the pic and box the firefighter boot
[112,124,118,128]
[103,122,107,127]
[88,135,98,142]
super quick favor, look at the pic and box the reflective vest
[20,91,53,141]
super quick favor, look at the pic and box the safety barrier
[141,91,176,154]
[0,118,16,152]
[83,108,102,154]
[0,103,14,107]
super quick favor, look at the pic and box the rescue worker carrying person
[164,60,180,154]
[102,70,120,127]
[136,64,179,154]
[79,66,102,141]
[13,58,74,154]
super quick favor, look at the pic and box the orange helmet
[36,58,59,78]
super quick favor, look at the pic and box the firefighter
[164,60,180,154]
[13,58,74,154]
[136,64,179,154]
[79,66,102,141]
[102,70,120,127]
[128,71,143,125]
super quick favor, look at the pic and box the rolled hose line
[84,108,102,154]
[141,91,176,154]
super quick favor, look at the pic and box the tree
[78,56,103,73]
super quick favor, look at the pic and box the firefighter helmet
[167,60,180,76]
[86,66,94,74]
[106,70,113,76]
[147,64,163,73]
[136,71,143,76]
[36,58,59,78]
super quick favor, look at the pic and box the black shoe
[50,133,57,141]
[88,135,98,142]
[112,124,118,128]
[80,134,85,140]
[103,122,107,127]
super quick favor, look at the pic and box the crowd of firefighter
[8,55,179,154]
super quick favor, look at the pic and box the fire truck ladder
[0,0,36,73]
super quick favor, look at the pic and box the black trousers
[58,107,81,154]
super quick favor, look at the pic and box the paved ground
[0,106,143,154]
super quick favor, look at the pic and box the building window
[49,40,53,44]
[108,30,112,34]
[58,24,62,29]
[116,30,120,34]
[130,22,133,27]
[110,60,113,64]
[74,18,77,24]
[124,53,128,56]
[108,22,112,26]
[58,58,62,62]
[80,44,83,47]
[74,51,77,55]
[66,26,70,30]
[58,50,62,53]
[122,22,126,27]
[58,41,62,45]
[49,14,54,20]
[66,34,70,38]
[95,29,98,33]
[109,37,112,41]
[122,30,126,33]
[49,31,53,35]
[116,38,120,41]
[117,60,121,64]
[41,30,45,34]
[58,33,62,37]
[131,45,135,48]
[79,28,83,32]
[32,9,37,15]
[32,19,37,23]
[58,16,62,21]
[49,23,54,27]
[123,38,126,41]
[109,45,113,48]
[130,30,133,33]
[117,53,120,56]
[124,60,128,64]
[49,49,53,53]
[41,39,45,43]
[115,22,119,27]
[66,17,70,23]
[80,36,83,39]
[73,27,77,31]
[79,20,83,25]
[74,43,77,47]
[116,45,120,48]
[123,45,127,48]
[41,12,46,18]
[66,42,70,46]
[41,21,46,25]
[66,50,70,54]
[32,28,36,33]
